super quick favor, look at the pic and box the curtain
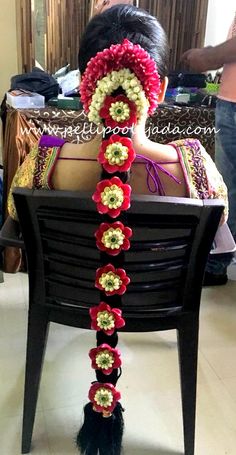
[19,0,209,73]
[45,0,93,73]
[18,0,35,73]
[139,0,209,70]
[19,0,93,73]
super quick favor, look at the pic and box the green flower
[102,228,125,250]
[96,310,115,331]
[94,388,114,408]
[101,185,124,209]
[109,101,130,122]
[105,142,129,166]
[99,272,122,293]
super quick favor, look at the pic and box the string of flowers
[88,146,132,418]
[77,39,161,455]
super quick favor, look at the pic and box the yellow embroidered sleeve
[200,145,228,224]
[8,146,38,220]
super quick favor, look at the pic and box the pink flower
[90,302,125,335]
[95,264,130,296]
[98,134,136,173]
[89,344,122,375]
[95,221,132,256]
[92,176,131,218]
[89,382,121,414]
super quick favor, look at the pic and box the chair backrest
[13,188,223,328]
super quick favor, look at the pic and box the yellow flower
[130,94,138,101]
[99,271,122,292]
[96,351,114,370]
[109,101,130,122]
[94,388,114,408]
[102,227,125,250]
[105,142,129,166]
[97,310,115,330]
[101,185,124,209]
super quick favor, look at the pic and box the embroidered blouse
[8,135,228,221]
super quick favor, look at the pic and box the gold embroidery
[8,146,38,220]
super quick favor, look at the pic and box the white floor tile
[43,406,81,455]
[0,413,50,455]
[0,272,236,454]
[222,377,236,404]
[196,378,236,455]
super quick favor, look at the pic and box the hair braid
[77,37,161,455]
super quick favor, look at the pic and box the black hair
[78,4,169,80]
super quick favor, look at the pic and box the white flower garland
[88,68,149,125]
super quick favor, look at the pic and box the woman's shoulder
[170,138,216,199]
[170,137,213,171]
[33,135,67,189]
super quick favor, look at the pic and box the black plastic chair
[12,188,223,455]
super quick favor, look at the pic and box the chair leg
[21,304,49,454]
[177,316,199,455]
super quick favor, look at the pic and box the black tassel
[76,402,124,455]
[76,403,102,454]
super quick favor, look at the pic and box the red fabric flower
[98,134,136,173]
[89,382,121,414]
[92,176,131,218]
[95,221,132,256]
[95,264,130,296]
[90,302,125,335]
[80,39,161,115]
[89,344,122,375]
[100,95,137,129]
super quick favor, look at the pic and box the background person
[91,0,133,16]
[182,13,236,285]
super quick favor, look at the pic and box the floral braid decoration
[77,40,161,455]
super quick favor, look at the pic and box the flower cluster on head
[88,69,149,125]
[80,39,161,120]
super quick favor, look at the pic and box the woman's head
[79,4,169,80]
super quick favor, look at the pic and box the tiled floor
[0,269,236,455]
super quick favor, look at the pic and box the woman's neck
[132,120,154,154]
[132,119,178,161]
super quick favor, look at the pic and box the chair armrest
[0,216,25,249]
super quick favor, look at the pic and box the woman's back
[8,133,227,220]
[52,135,187,197]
